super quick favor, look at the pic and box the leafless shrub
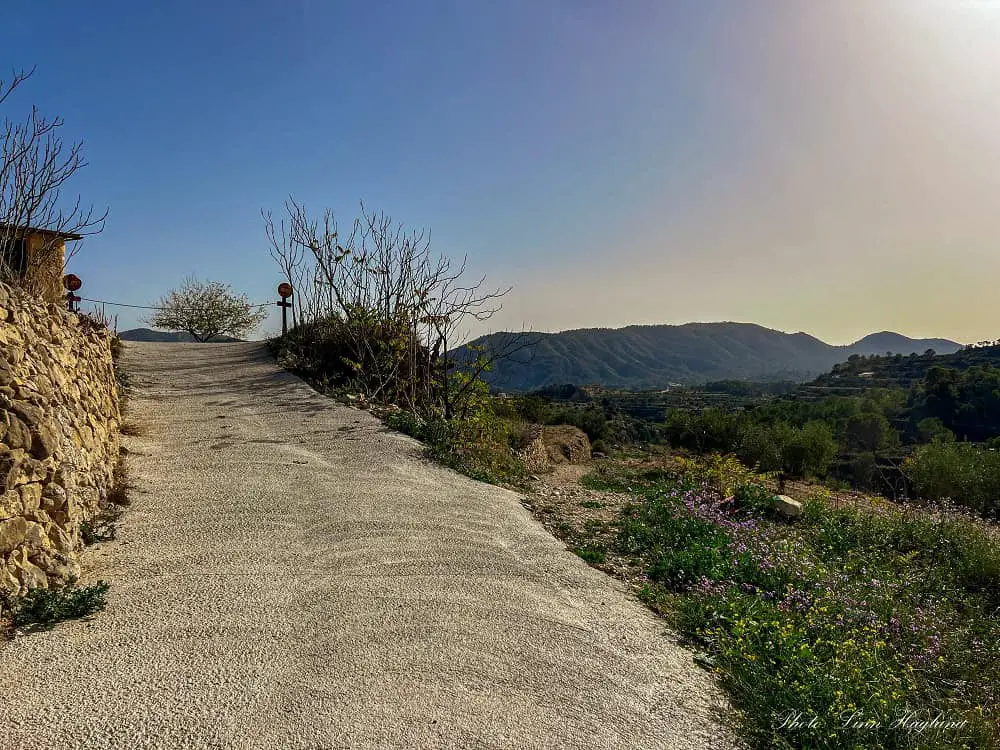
[265,199,534,416]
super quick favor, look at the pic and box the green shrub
[732,482,774,515]
[7,581,110,629]
[906,441,1000,517]
[572,545,607,565]
[783,421,838,477]
[384,403,525,486]
[80,506,122,545]
[736,422,785,473]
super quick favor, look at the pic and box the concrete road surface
[0,342,734,750]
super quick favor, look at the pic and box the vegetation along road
[0,341,733,749]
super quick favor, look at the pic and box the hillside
[469,323,962,391]
[799,342,1000,395]
[118,328,242,343]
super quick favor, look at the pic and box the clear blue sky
[6,1,1000,342]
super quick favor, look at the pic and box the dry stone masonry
[0,282,121,595]
[522,425,592,474]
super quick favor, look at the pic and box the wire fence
[78,296,275,312]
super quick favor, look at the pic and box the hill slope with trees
[470,323,961,391]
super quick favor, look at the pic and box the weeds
[383,408,526,486]
[5,581,110,630]
[80,505,122,545]
[571,545,607,565]
[573,458,1000,749]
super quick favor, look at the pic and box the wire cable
[78,296,274,311]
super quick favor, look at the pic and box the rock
[30,549,79,584]
[522,425,592,474]
[47,525,75,553]
[3,415,33,451]
[10,399,44,427]
[23,521,49,549]
[41,483,66,511]
[773,495,804,519]
[15,556,48,589]
[0,281,121,595]
[1,565,20,595]
[0,517,29,553]
[0,489,21,516]
[29,420,61,459]
[18,482,42,511]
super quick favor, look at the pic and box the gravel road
[0,342,734,750]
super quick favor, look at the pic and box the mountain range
[469,323,962,391]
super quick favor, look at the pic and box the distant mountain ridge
[469,323,962,391]
[118,328,243,343]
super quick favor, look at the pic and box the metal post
[63,274,82,313]
[276,283,294,337]
[278,298,290,335]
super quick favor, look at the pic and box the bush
[618,489,732,587]
[675,453,771,496]
[782,421,838,477]
[905,441,1000,517]
[384,402,525,486]
[736,422,784,473]
[6,581,110,629]
[917,417,955,443]
[572,545,607,565]
[732,482,774,515]
[544,404,608,443]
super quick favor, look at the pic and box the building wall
[0,281,121,594]
[26,234,67,302]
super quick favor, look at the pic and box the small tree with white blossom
[147,277,267,343]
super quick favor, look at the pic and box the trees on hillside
[0,68,106,288]
[147,277,267,342]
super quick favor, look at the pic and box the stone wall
[522,425,592,474]
[0,282,120,595]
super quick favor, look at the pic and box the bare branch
[1,66,106,295]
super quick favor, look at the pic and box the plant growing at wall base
[4,580,110,630]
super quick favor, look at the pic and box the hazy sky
[6,1,1000,343]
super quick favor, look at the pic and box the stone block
[0,517,29,553]
[18,482,42,511]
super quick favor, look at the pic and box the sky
[5,0,1000,344]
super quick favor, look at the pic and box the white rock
[773,495,803,518]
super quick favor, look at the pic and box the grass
[105,453,132,507]
[570,457,1000,750]
[571,545,607,565]
[382,408,527,486]
[4,581,110,630]
[80,504,122,545]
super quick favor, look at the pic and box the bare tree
[0,67,106,291]
[265,198,533,415]
[147,277,268,343]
